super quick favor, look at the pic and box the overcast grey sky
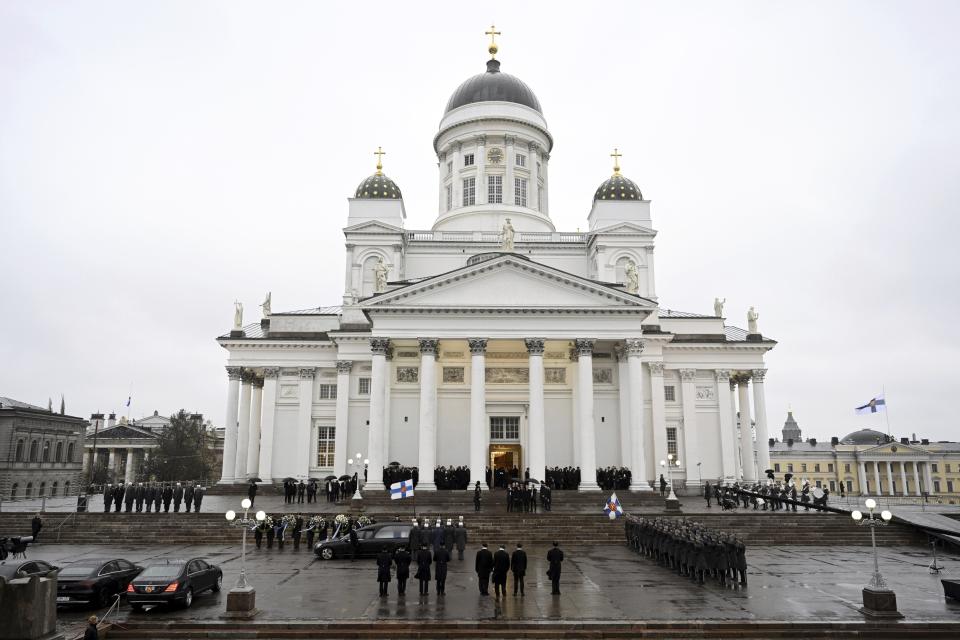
[2,1,958,442]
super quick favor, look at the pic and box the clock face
[487,147,504,164]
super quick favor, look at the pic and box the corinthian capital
[647,362,665,375]
[369,337,391,355]
[714,369,731,383]
[679,368,697,382]
[298,367,317,379]
[226,366,243,381]
[574,338,595,357]
[524,338,545,355]
[262,367,280,379]
[751,368,767,383]
[418,338,440,356]
[468,338,488,355]
[336,360,353,374]
[624,338,644,357]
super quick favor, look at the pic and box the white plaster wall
[271,406,299,479]
[345,401,370,472]
[387,394,419,464]
[544,395,573,467]
[436,396,471,467]
[594,393,621,467]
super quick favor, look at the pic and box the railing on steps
[55,511,78,542]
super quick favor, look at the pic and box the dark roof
[659,309,716,319]
[445,59,542,114]
[594,173,643,201]
[354,172,401,199]
[0,396,46,411]
[272,306,342,316]
[841,428,892,445]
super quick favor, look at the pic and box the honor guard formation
[97,482,206,513]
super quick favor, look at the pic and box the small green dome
[355,173,402,199]
[594,174,643,201]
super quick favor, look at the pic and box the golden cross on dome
[610,148,622,175]
[485,24,501,59]
[374,146,386,175]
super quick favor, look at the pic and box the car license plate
[145,586,154,593]
[56,597,70,603]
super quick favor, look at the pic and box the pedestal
[223,586,260,620]
[859,587,904,619]
[351,497,365,512]
[664,497,682,513]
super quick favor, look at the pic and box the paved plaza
[27,540,960,637]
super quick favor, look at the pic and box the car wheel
[183,588,193,608]
[320,547,334,560]
[211,574,222,592]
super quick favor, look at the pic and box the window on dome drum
[488,175,503,204]
[315,424,335,467]
[39,482,46,497]
[29,440,38,462]
[462,178,476,206]
[358,377,371,395]
[946,463,952,473]
[26,482,33,499]
[52,481,59,497]
[815,480,822,488]
[10,484,18,500]
[445,185,452,211]
[666,427,678,457]
[801,463,807,472]
[490,416,519,441]
[446,160,453,175]
[664,386,676,401]
[463,153,475,167]
[515,153,526,167]
[318,384,337,400]
[514,177,527,207]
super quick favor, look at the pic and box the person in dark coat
[172,483,184,512]
[432,520,445,554]
[102,484,112,513]
[394,545,411,596]
[704,481,712,508]
[193,486,204,512]
[492,545,510,598]
[473,481,482,511]
[443,519,455,553]
[113,484,124,512]
[349,524,359,562]
[293,514,304,551]
[511,543,527,595]
[415,544,432,595]
[123,483,134,513]
[162,484,173,512]
[296,480,305,504]
[434,544,450,595]
[266,520,275,548]
[153,483,162,512]
[134,483,144,512]
[547,541,564,594]
[31,514,43,542]
[184,483,195,512]
[454,523,468,560]
[408,520,421,551]
[475,543,493,595]
[254,520,265,549]
[376,546,393,596]
[83,615,99,640]
[659,474,667,496]
[247,481,258,505]
[144,484,153,513]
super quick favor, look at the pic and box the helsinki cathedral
[217,30,776,492]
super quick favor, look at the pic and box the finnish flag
[855,395,886,415]
[604,492,623,520]
[390,478,415,500]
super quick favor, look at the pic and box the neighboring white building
[216,36,776,491]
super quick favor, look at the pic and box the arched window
[52,481,59,497]
[42,441,51,462]
[29,440,39,462]
[39,481,46,497]
[55,441,64,463]
[67,442,75,462]
[25,482,33,499]
[10,483,18,500]
[15,439,24,462]
[64,481,71,497]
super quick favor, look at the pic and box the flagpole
[883,385,892,437]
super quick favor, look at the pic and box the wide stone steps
[0,512,925,547]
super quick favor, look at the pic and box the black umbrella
[248,477,263,483]
[388,461,401,467]
[283,477,296,482]
[323,475,337,481]
[308,477,321,482]
[338,475,352,481]
[524,478,541,485]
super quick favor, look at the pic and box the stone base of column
[218,478,237,485]
[223,586,260,620]
[578,481,601,492]
[364,482,385,492]
[685,480,703,489]
[416,482,437,491]
[630,480,654,491]
[859,587,904,619]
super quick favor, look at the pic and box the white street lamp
[225,499,265,590]
[851,499,903,618]
[352,453,365,500]
[660,454,681,503]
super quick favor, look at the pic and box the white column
[648,362,667,476]
[679,369,700,487]
[616,347,632,468]
[526,338,546,484]
[124,450,134,484]
[858,460,868,495]
[899,462,909,497]
[924,461,933,494]
[885,461,895,496]
[417,339,439,490]
[577,338,601,491]
[219,366,242,483]
[729,380,740,477]
[468,338,488,489]
[751,369,771,475]
[452,143,463,208]
[333,361,352,477]
[476,136,487,205]
[258,368,279,482]
[873,461,881,496]
[383,353,393,465]
[234,373,253,480]
[246,377,263,478]
[505,136,515,205]
[912,461,920,496]
[529,143,540,212]
[715,370,736,484]
[295,367,316,480]
[107,448,116,473]
[366,338,390,491]
[571,350,580,467]
[737,375,755,482]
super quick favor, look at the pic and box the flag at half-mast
[390,479,415,500]
[855,395,886,415]
[604,492,623,519]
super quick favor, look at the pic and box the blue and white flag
[604,492,623,520]
[125,396,131,408]
[855,395,886,415]
[390,478,415,500]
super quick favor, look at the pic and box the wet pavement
[33,540,960,637]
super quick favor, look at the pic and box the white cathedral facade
[217,38,776,492]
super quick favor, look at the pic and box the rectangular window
[446,160,453,175]
[845,463,851,473]
[515,153,526,167]
[846,480,853,492]
[514,177,527,206]
[463,153,474,167]
[490,416,520,441]
[947,464,952,473]
[787,463,793,472]
[488,175,503,204]
[666,427,678,457]
[829,480,836,491]
[932,463,939,473]
[828,463,834,473]
[462,178,476,206]
[317,384,337,399]
[801,463,807,472]
[774,463,781,472]
[316,425,335,467]
[934,480,941,493]
[816,480,822,488]
[358,377,371,395]
[446,185,452,211]
[949,480,955,493]
[664,386,676,401]
[814,463,820,472]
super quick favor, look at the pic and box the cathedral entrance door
[489,444,522,488]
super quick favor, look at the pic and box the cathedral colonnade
[218,340,769,492]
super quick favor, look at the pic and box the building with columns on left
[215,32,777,492]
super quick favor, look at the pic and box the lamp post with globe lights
[224,498,265,618]
[347,452,368,500]
[659,454,682,512]
[851,498,903,618]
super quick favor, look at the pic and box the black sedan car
[314,522,412,560]
[0,559,59,583]
[56,558,143,606]
[126,558,222,610]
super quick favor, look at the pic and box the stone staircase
[0,511,925,547]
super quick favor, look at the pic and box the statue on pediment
[714,297,725,317]
[374,257,389,293]
[261,291,271,317]
[233,301,243,329]
[747,306,759,334]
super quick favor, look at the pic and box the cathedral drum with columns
[216,32,776,492]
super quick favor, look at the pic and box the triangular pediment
[590,221,657,236]
[91,424,159,440]
[342,220,405,234]
[362,254,656,312]
[862,441,928,456]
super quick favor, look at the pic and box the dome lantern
[354,146,402,199]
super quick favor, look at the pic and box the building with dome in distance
[215,31,780,493]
